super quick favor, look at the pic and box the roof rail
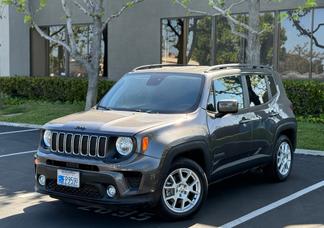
[132,64,199,71]
[205,64,272,73]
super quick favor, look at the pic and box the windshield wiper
[133,109,145,113]
[133,109,159,114]
[97,105,112,111]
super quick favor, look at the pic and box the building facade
[0,0,324,81]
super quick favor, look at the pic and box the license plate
[57,169,80,188]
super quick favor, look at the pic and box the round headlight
[43,130,52,147]
[115,137,134,156]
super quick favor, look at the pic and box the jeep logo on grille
[75,126,86,131]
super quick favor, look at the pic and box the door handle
[239,117,251,124]
[269,110,279,117]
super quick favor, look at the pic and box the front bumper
[35,150,162,207]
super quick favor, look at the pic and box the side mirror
[217,100,238,114]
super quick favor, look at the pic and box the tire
[264,135,294,182]
[158,158,208,220]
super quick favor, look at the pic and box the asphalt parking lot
[0,125,323,228]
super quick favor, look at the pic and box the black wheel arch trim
[160,140,212,181]
[274,120,297,150]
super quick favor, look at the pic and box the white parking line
[0,150,36,158]
[0,129,39,135]
[220,180,324,228]
[0,121,42,129]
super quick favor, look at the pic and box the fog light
[38,175,46,186]
[106,185,116,198]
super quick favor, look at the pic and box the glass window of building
[49,26,66,77]
[312,8,324,80]
[161,16,211,65]
[279,10,312,80]
[260,12,275,66]
[33,24,106,77]
[214,13,274,66]
[187,17,212,65]
[70,25,105,77]
[69,25,89,77]
[214,16,245,64]
[160,8,323,81]
[161,18,186,64]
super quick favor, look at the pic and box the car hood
[44,109,188,135]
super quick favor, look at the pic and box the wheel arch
[274,121,297,150]
[162,140,212,180]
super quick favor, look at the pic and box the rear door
[244,73,278,159]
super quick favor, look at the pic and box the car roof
[130,64,273,78]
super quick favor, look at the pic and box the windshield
[98,73,204,113]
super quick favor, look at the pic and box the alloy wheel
[277,141,292,176]
[162,168,201,214]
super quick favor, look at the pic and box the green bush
[296,115,324,124]
[0,76,115,103]
[283,80,324,116]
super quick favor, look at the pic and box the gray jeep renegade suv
[35,64,297,220]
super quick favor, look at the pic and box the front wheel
[264,135,293,181]
[158,158,208,220]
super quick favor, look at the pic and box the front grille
[51,132,108,158]
[46,179,103,199]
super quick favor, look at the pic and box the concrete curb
[0,121,42,129]
[295,148,324,156]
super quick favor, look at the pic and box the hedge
[283,80,324,116]
[0,76,115,102]
[0,77,323,116]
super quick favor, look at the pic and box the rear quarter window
[267,75,278,97]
